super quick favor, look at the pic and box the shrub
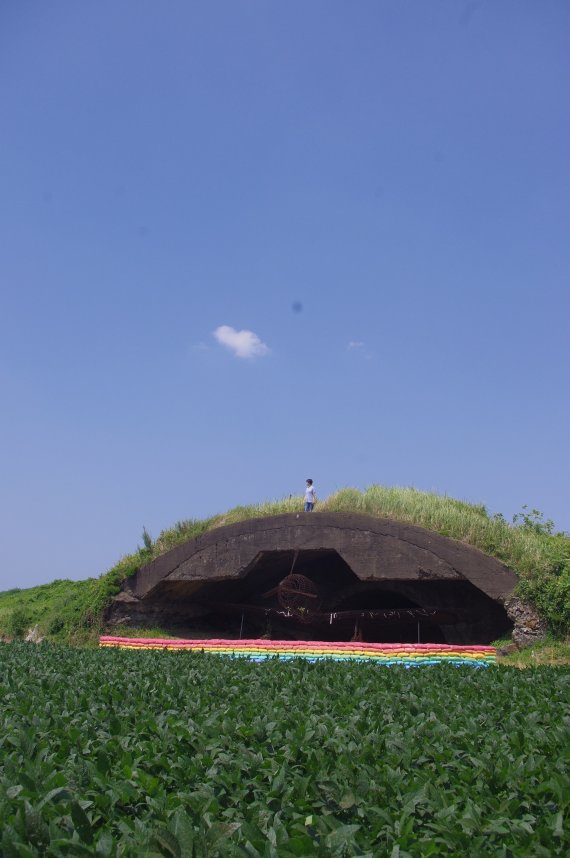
[6,608,31,639]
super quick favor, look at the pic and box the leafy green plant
[512,505,557,536]
[141,526,153,552]
[0,644,568,856]
[6,607,31,639]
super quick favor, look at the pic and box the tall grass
[152,484,565,582]
[321,486,562,580]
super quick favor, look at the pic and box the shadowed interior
[127,548,512,644]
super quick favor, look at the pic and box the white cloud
[213,325,270,359]
[348,340,374,360]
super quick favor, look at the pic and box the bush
[518,567,570,635]
[6,608,31,639]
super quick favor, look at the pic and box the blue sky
[1,1,569,588]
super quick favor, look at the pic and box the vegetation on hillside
[498,637,570,668]
[1,486,568,643]
[1,643,569,855]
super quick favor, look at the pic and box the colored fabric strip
[99,637,496,666]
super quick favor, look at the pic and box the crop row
[0,643,569,856]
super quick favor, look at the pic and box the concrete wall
[124,512,518,603]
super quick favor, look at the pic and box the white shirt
[305,484,316,503]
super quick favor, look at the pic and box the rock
[497,643,518,656]
[505,597,548,647]
[113,591,139,604]
[24,625,44,643]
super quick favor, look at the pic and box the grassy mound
[1,486,568,643]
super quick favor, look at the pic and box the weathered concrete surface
[121,512,518,601]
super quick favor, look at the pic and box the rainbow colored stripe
[99,637,496,667]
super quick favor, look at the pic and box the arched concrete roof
[123,512,518,604]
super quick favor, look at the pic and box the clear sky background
[1,1,569,589]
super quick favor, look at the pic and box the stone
[505,597,548,647]
[24,625,44,643]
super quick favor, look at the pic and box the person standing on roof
[304,479,317,512]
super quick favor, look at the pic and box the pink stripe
[99,636,496,654]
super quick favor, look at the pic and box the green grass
[498,638,570,668]
[1,643,569,856]
[1,485,568,643]
[0,580,92,642]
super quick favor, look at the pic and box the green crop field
[1,644,568,857]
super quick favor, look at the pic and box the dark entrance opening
[330,589,447,643]
[196,549,360,641]
[124,549,513,645]
[194,550,490,644]
[328,580,513,645]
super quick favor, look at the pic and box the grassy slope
[1,485,569,644]
[498,638,570,668]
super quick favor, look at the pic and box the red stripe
[99,636,496,654]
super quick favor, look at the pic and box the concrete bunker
[110,512,519,644]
